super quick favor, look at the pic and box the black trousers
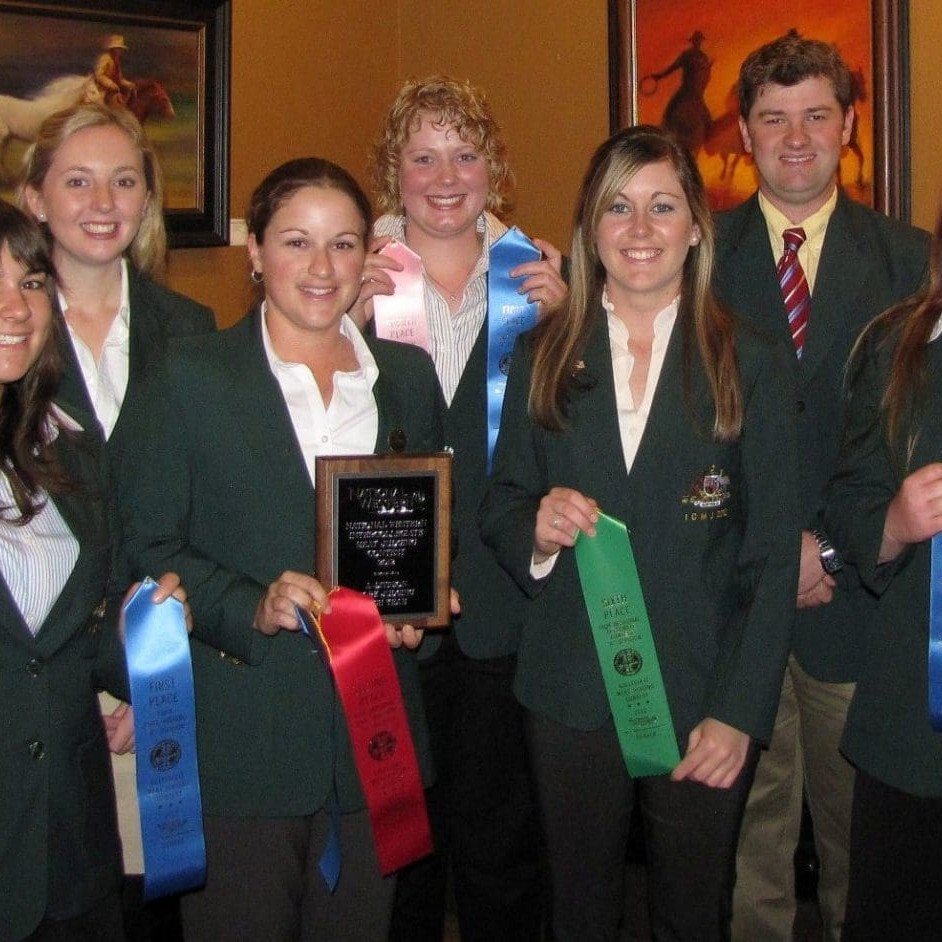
[181,810,395,942]
[843,768,942,941]
[528,711,758,942]
[389,632,544,942]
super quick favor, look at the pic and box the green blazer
[118,310,444,817]
[826,325,942,797]
[55,265,216,470]
[0,428,127,940]
[479,308,799,744]
[714,191,929,682]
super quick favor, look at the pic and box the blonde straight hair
[19,102,168,279]
[530,126,742,440]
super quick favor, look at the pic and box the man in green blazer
[713,33,930,941]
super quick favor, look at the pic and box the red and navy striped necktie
[777,227,810,358]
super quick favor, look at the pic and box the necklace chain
[423,255,479,304]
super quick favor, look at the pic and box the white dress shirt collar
[60,258,131,440]
[260,307,380,486]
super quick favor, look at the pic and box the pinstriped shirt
[373,212,508,405]
[0,406,83,635]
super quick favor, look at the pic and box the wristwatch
[811,529,843,574]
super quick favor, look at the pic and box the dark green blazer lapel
[568,307,696,510]
[371,353,403,455]
[27,433,112,657]
[0,574,31,642]
[565,310,630,503]
[449,317,488,419]
[55,319,100,437]
[126,269,166,383]
[802,194,873,381]
[216,310,313,501]
[627,314,704,490]
[716,196,785,330]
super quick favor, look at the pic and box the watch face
[821,549,843,574]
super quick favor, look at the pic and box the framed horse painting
[0,0,230,247]
[609,0,910,219]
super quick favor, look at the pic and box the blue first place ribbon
[928,536,942,730]
[124,578,206,900]
[486,226,541,472]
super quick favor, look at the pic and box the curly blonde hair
[370,76,514,219]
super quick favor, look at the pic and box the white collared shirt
[373,211,508,404]
[261,308,379,487]
[61,258,131,440]
[531,293,679,579]
[0,406,84,635]
[603,289,679,475]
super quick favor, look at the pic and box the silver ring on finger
[552,514,562,530]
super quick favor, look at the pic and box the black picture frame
[0,0,231,246]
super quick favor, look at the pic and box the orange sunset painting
[627,0,875,211]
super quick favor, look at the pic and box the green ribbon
[574,512,680,777]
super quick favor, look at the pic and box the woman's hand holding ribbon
[254,571,331,636]
[511,237,567,310]
[348,235,402,330]
[533,487,599,564]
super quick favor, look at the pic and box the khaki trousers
[731,656,855,942]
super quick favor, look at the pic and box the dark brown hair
[0,200,71,523]
[245,157,373,299]
[738,32,853,120]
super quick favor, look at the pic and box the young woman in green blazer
[119,159,447,941]
[480,126,799,941]
[826,209,942,941]
[0,201,185,942]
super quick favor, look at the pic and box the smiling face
[739,75,854,222]
[398,115,490,243]
[26,123,149,271]
[0,241,53,387]
[248,185,367,345]
[594,159,700,317]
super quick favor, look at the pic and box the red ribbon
[317,587,432,874]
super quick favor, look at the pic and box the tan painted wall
[166,1,940,325]
[909,0,942,231]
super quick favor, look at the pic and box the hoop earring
[251,270,264,285]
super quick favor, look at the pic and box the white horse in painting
[0,75,93,174]
[0,74,174,180]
